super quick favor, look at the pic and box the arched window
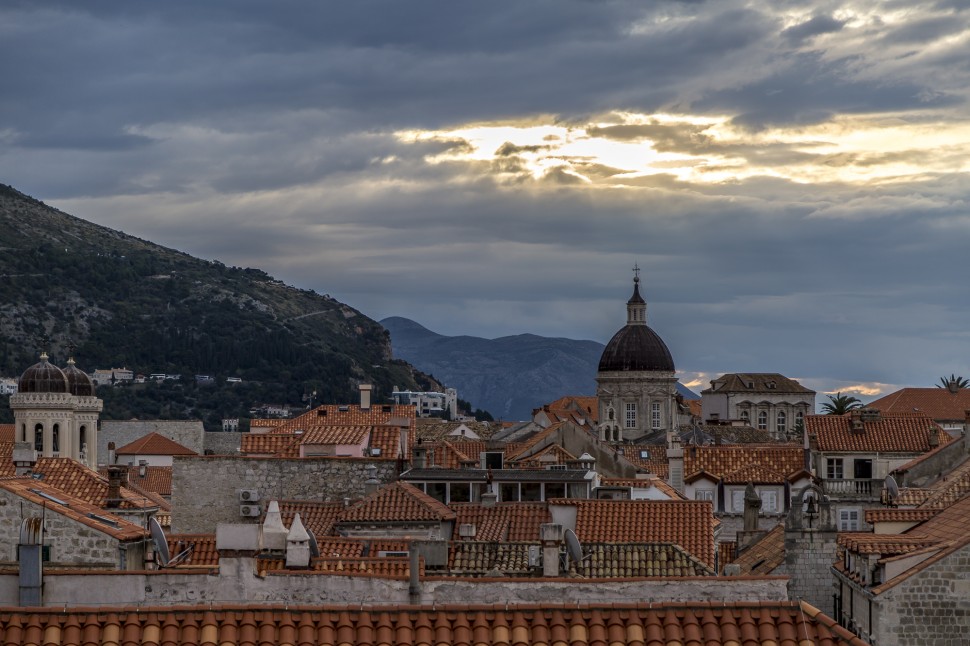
[740,410,749,424]
[757,410,768,430]
[777,411,787,436]
[34,423,43,451]
[795,411,804,429]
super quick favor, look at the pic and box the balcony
[820,478,883,500]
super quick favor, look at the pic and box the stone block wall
[202,431,243,456]
[0,489,122,567]
[100,420,205,464]
[171,456,398,533]
[785,528,838,615]
[874,545,970,645]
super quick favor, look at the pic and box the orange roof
[277,403,415,432]
[114,432,197,456]
[276,500,345,538]
[258,556,421,578]
[807,412,950,453]
[239,433,301,457]
[368,425,407,459]
[0,602,867,645]
[99,465,173,497]
[248,418,289,430]
[729,523,785,575]
[621,445,669,478]
[301,425,371,446]
[868,387,970,421]
[864,508,937,524]
[720,463,788,485]
[30,458,158,510]
[555,499,716,567]
[165,533,219,567]
[684,445,804,480]
[0,477,148,542]
[451,502,551,541]
[0,424,13,443]
[837,532,941,556]
[539,395,599,424]
[340,482,456,523]
[598,477,686,500]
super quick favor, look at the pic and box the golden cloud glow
[397,110,970,187]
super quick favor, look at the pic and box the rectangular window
[651,402,661,430]
[500,482,520,502]
[544,482,565,499]
[449,483,470,503]
[426,482,447,503]
[625,403,637,429]
[827,458,844,480]
[839,508,861,531]
[732,490,745,513]
[761,490,778,513]
[695,489,714,501]
[520,482,541,501]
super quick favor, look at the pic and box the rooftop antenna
[149,516,170,568]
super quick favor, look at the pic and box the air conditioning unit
[370,447,383,457]
[238,489,260,502]
[239,504,261,517]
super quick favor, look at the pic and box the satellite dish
[563,529,584,565]
[308,531,320,558]
[885,475,900,504]
[149,516,170,567]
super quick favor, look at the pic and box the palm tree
[938,374,970,392]
[821,392,863,415]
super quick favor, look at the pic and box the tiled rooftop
[413,419,500,442]
[864,508,937,524]
[868,387,970,421]
[555,499,716,567]
[28,458,159,510]
[277,403,415,432]
[574,543,714,578]
[0,477,148,542]
[720,463,788,484]
[165,533,219,567]
[703,373,815,395]
[683,445,804,481]
[239,433,302,456]
[300,424,371,446]
[0,601,867,645]
[114,432,197,456]
[0,423,13,443]
[807,411,951,453]
[451,502,551,541]
[340,481,456,523]
[448,541,536,575]
[276,500,345,538]
[621,444,669,478]
[99,465,173,497]
[730,523,786,575]
[258,556,420,578]
[837,532,941,556]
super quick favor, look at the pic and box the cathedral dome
[63,358,96,397]
[18,352,70,394]
[597,273,675,373]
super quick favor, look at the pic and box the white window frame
[731,490,745,513]
[695,489,715,502]
[757,410,768,430]
[625,403,637,429]
[827,458,844,480]
[776,411,786,435]
[740,410,749,424]
[761,490,778,513]
[651,402,661,430]
[839,507,861,531]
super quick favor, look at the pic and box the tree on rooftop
[821,392,862,415]
[937,374,970,392]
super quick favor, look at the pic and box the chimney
[481,487,498,507]
[138,460,148,478]
[928,427,940,448]
[743,483,761,533]
[667,435,684,493]
[364,464,381,496]
[359,384,373,411]
[412,442,427,469]
[12,442,37,476]
[262,501,288,551]
[106,466,125,508]
[850,410,865,434]
[108,441,117,465]
[540,523,563,577]
[285,513,311,569]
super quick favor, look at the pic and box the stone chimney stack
[743,483,762,532]
[12,442,37,476]
[540,523,563,577]
[106,466,125,508]
[849,410,864,434]
[363,464,381,496]
[667,435,684,493]
[285,513,311,569]
[928,427,940,448]
[107,441,117,465]
[262,501,288,551]
[360,384,373,411]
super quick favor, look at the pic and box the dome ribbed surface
[18,357,70,393]
[63,362,96,397]
[598,325,674,372]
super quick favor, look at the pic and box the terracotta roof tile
[807,411,951,453]
[683,445,803,480]
[99,465,173,497]
[893,488,933,506]
[258,556,421,578]
[555,499,716,567]
[622,445,668,478]
[277,404,416,432]
[413,419,500,442]
[509,443,576,467]
[0,477,148,542]
[29,458,158,510]
[448,542,536,575]
[702,373,815,395]
[165,534,219,567]
[730,524,785,575]
[864,508,937,524]
[0,602,867,645]
[719,463,787,484]
[239,433,301,457]
[340,482,456,523]
[0,424,13,443]
[837,532,941,556]
[275,500,345,538]
[114,432,197,456]
[248,419,289,431]
[573,543,714,578]
[868,387,970,421]
[451,503,551,541]
[300,424,371,446]
[368,425,407,459]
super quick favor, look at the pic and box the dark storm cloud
[781,15,846,44]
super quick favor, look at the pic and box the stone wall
[171,456,399,533]
[784,527,838,615]
[897,433,968,488]
[203,431,243,456]
[0,489,122,568]
[873,544,970,645]
[100,420,205,464]
[0,564,790,607]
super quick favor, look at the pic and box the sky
[2,1,969,401]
